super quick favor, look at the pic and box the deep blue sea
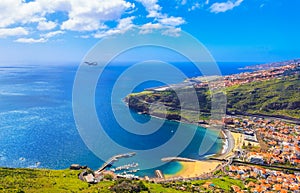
[0,61,255,177]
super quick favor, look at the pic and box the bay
[0,61,256,176]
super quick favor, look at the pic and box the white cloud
[15,37,47,43]
[117,16,135,30]
[0,0,186,40]
[14,30,64,43]
[188,2,202,11]
[61,0,135,31]
[0,0,41,27]
[37,0,72,12]
[139,22,163,34]
[94,16,135,38]
[210,0,243,13]
[37,20,57,31]
[158,16,185,27]
[0,0,135,33]
[162,27,181,37]
[139,22,182,37]
[41,30,65,39]
[136,0,161,18]
[61,18,103,31]
[135,0,185,36]
[0,27,29,38]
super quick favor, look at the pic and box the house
[70,164,81,170]
[84,173,96,184]
[248,155,264,164]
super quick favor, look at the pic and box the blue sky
[0,0,299,64]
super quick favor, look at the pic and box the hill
[226,74,300,120]
[126,74,300,122]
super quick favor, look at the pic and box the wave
[0,110,29,116]
[221,137,229,155]
[0,91,26,96]
[34,81,48,84]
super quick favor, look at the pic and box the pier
[161,157,198,162]
[97,152,136,172]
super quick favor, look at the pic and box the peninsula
[125,60,300,122]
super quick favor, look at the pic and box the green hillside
[0,167,245,192]
[0,167,178,193]
[126,74,300,121]
[226,75,300,119]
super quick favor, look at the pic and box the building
[248,155,264,164]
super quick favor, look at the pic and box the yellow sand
[165,161,221,178]
[165,131,247,179]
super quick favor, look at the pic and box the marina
[110,162,139,172]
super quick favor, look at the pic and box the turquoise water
[0,62,254,176]
[160,162,183,175]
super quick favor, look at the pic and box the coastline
[135,110,212,129]
[149,111,237,159]
[125,101,236,178]
[164,129,236,179]
[129,105,233,156]
[134,110,236,177]
[217,129,235,159]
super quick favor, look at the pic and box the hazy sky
[0,0,299,64]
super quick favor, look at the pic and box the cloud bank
[0,0,245,43]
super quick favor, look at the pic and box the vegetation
[0,167,248,192]
[110,179,148,193]
[160,176,245,192]
[0,167,113,193]
[126,87,212,123]
[226,75,300,119]
[126,75,300,121]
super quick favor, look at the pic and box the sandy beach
[220,129,235,158]
[165,160,221,178]
[165,129,238,178]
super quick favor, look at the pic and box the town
[189,59,300,89]
[223,116,300,192]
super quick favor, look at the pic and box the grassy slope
[0,168,111,193]
[0,168,183,193]
[226,75,300,119]
[0,168,246,192]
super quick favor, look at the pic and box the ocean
[0,61,256,177]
